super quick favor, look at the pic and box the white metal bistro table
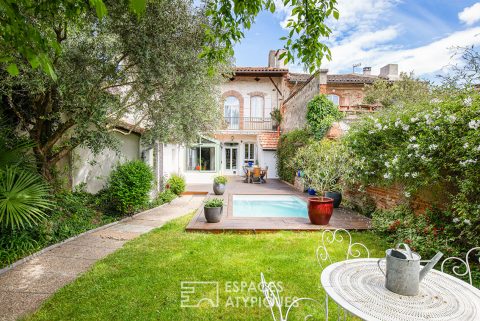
[321,258,480,321]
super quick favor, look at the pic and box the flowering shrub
[345,88,480,254]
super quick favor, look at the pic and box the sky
[233,0,480,78]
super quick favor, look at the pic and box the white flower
[375,123,383,130]
[407,153,413,158]
[449,115,457,123]
[384,161,390,168]
[404,172,410,177]
[395,119,402,127]
[402,124,410,131]
[428,144,438,150]
[460,159,477,166]
[410,117,418,123]
[464,143,469,149]
[464,219,472,225]
[433,126,440,131]
[453,218,460,223]
[383,173,391,179]
[409,136,416,142]
[411,172,419,178]
[404,192,411,198]
[464,97,472,106]
[368,130,375,134]
[476,146,480,152]
[468,120,480,130]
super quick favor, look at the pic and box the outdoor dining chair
[440,247,480,287]
[260,229,370,321]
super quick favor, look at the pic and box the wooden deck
[185,177,371,233]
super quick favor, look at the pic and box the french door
[225,146,238,175]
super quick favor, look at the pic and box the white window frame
[327,94,340,106]
[250,96,264,119]
[244,143,256,163]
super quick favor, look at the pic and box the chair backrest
[315,229,371,269]
[253,167,261,177]
[441,247,480,287]
[260,273,320,321]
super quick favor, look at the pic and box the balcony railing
[223,117,275,131]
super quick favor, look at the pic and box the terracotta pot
[308,197,334,225]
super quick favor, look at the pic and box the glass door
[225,146,238,175]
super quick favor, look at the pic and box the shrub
[306,95,343,139]
[291,139,348,193]
[151,189,176,207]
[205,198,223,208]
[214,176,227,185]
[166,174,186,196]
[107,161,154,215]
[276,129,312,183]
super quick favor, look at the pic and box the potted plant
[291,140,347,225]
[213,175,227,195]
[204,198,224,223]
[270,109,282,130]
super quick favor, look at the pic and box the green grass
[26,214,388,321]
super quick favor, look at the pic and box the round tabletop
[321,258,480,321]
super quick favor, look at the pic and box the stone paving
[0,195,204,321]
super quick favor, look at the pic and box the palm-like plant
[0,166,52,229]
[0,120,52,229]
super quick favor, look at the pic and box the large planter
[325,191,342,208]
[213,183,226,195]
[204,206,223,223]
[307,197,334,225]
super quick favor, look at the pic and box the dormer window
[327,94,340,106]
[250,96,264,119]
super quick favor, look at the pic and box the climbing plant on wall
[306,95,343,139]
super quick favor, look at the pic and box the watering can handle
[396,243,413,259]
[377,258,386,276]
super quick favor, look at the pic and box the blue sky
[233,0,480,77]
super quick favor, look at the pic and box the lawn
[26,214,388,321]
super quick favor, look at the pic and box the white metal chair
[260,272,320,321]
[441,247,480,287]
[260,229,371,321]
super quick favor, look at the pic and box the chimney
[363,67,371,75]
[268,49,288,69]
[379,64,399,80]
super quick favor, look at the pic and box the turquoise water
[232,195,308,218]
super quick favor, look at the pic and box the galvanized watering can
[377,243,443,296]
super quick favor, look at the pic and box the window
[327,94,340,106]
[187,137,218,171]
[250,96,264,119]
[224,96,240,129]
[244,143,255,163]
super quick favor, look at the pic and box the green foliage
[276,129,312,183]
[107,161,154,215]
[363,73,432,108]
[213,175,228,185]
[270,108,282,125]
[372,206,462,258]
[151,189,176,208]
[204,198,224,208]
[0,167,53,229]
[306,95,343,139]
[166,174,186,196]
[1,0,226,181]
[204,0,339,73]
[292,140,348,193]
[0,190,116,268]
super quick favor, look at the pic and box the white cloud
[325,27,480,76]
[459,2,480,25]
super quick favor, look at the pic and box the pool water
[232,195,308,218]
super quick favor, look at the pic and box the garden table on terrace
[321,258,480,321]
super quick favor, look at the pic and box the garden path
[0,195,204,321]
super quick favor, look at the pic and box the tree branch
[42,118,76,153]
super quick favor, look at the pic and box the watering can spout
[419,252,443,282]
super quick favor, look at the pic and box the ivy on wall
[306,95,343,139]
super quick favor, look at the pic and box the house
[72,49,399,191]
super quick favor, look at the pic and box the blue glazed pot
[325,191,342,208]
[307,188,317,196]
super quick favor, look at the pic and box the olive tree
[0,0,225,181]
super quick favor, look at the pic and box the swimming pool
[232,195,308,218]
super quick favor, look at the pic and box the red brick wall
[344,184,444,215]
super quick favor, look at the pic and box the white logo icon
[180,281,219,308]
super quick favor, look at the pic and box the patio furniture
[242,166,252,183]
[260,272,321,321]
[441,247,480,286]
[321,258,480,320]
[252,167,261,184]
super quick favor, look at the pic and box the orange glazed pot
[308,197,334,225]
